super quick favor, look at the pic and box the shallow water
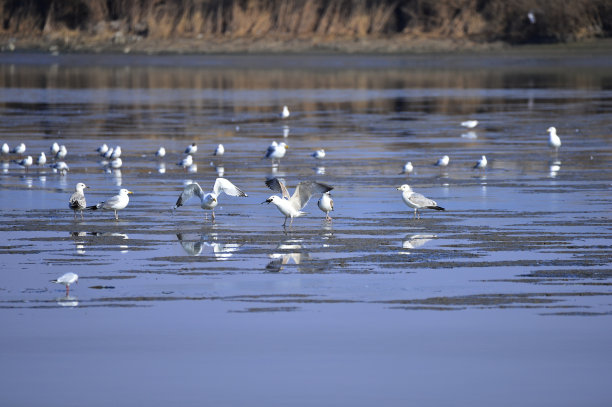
[0,52,611,406]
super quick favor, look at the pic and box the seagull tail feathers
[86,203,102,211]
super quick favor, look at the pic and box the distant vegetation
[1,0,611,51]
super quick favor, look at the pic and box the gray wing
[69,191,86,210]
[409,192,437,207]
[265,177,290,199]
[175,183,204,208]
[213,178,247,197]
[101,193,122,210]
[176,233,203,256]
[291,181,333,211]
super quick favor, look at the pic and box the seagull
[14,155,33,171]
[434,155,450,167]
[311,149,325,159]
[103,148,114,159]
[155,146,166,158]
[213,144,224,156]
[263,177,333,226]
[461,120,478,128]
[50,142,60,156]
[263,141,288,163]
[37,152,47,166]
[547,127,561,150]
[55,145,67,160]
[1,143,9,154]
[51,272,78,295]
[474,155,488,170]
[110,146,121,159]
[87,188,133,220]
[177,154,193,169]
[173,178,247,221]
[109,157,122,169]
[318,191,334,221]
[280,105,290,119]
[397,184,445,219]
[97,143,109,155]
[69,182,89,220]
[399,161,413,175]
[11,143,26,154]
[185,143,197,154]
[51,161,69,175]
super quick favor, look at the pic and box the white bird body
[97,143,109,155]
[55,145,67,160]
[69,182,89,220]
[264,177,333,226]
[110,157,122,169]
[37,152,47,166]
[156,147,166,158]
[185,143,197,154]
[434,155,450,167]
[214,144,224,156]
[264,142,288,161]
[103,148,114,159]
[1,143,9,154]
[111,146,121,159]
[397,184,445,219]
[52,272,79,295]
[461,120,479,128]
[15,155,33,170]
[400,161,413,174]
[50,142,60,155]
[312,149,325,159]
[12,143,26,154]
[548,127,561,149]
[474,155,488,170]
[317,191,334,221]
[87,188,132,220]
[281,105,290,119]
[177,154,193,168]
[51,161,69,175]
[174,178,247,221]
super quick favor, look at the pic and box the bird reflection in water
[71,231,129,254]
[56,295,79,307]
[176,232,241,260]
[266,238,311,272]
[549,159,561,178]
[400,234,436,255]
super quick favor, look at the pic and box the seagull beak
[262,198,272,204]
[396,186,401,190]
[127,190,133,194]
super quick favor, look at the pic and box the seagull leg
[212,210,216,222]
[282,217,287,227]
[66,285,69,296]
[114,210,118,220]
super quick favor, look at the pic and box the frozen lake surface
[0,51,611,406]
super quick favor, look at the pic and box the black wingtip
[428,206,445,211]
[86,204,99,211]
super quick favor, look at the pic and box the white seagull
[87,188,133,220]
[51,272,79,295]
[51,161,69,175]
[156,147,166,158]
[55,145,67,160]
[263,177,333,226]
[474,155,488,170]
[97,143,109,155]
[69,182,89,220]
[461,120,479,128]
[110,146,121,159]
[14,155,33,171]
[110,157,122,169]
[1,143,9,154]
[399,161,413,175]
[434,155,450,167]
[311,149,325,159]
[213,144,225,156]
[397,184,445,219]
[177,154,193,169]
[318,191,334,221]
[12,143,26,154]
[263,141,288,163]
[37,152,47,166]
[173,178,248,221]
[103,148,114,159]
[280,105,290,119]
[50,142,60,156]
[185,143,197,154]
[547,127,561,150]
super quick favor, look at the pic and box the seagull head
[120,189,133,195]
[397,184,412,193]
[547,126,556,134]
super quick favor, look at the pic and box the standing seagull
[69,182,89,220]
[185,143,197,154]
[317,191,334,221]
[263,141,289,163]
[1,143,9,155]
[434,155,450,167]
[156,147,166,158]
[87,188,133,220]
[397,184,445,219]
[213,144,225,156]
[311,149,325,159]
[174,178,248,221]
[50,142,60,156]
[14,155,33,171]
[12,143,26,154]
[280,105,290,119]
[51,272,78,295]
[263,177,333,227]
[547,127,561,150]
[473,155,488,170]
[97,143,109,155]
[55,145,67,160]
[399,161,413,175]
[37,152,47,167]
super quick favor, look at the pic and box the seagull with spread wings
[173,178,247,221]
[263,177,333,226]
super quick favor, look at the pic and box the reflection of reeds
[1,0,611,44]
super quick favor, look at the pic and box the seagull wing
[175,183,204,208]
[265,177,290,199]
[409,192,438,208]
[69,191,86,210]
[291,181,333,211]
[213,178,247,197]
